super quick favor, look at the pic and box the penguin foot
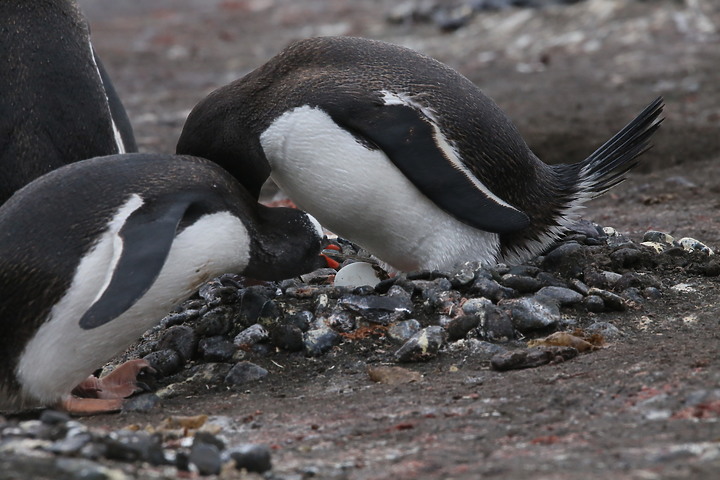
[71,359,155,400]
[57,396,125,415]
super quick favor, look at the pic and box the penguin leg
[57,396,125,415]
[71,359,154,400]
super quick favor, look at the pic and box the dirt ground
[70,0,720,478]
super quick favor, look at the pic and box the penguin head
[245,206,332,280]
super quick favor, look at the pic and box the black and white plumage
[0,0,136,204]
[0,153,328,414]
[177,36,664,272]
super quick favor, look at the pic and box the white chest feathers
[259,105,500,272]
[16,194,250,405]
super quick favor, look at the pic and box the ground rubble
[1,221,719,479]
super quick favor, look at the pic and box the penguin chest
[16,202,250,406]
[259,105,501,271]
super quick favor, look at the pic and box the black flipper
[325,101,530,234]
[78,194,200,330]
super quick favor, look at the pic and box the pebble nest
[1,220,718,478]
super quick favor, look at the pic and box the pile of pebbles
[1,221,716,477]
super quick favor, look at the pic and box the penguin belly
[260,105,500,272]
[15,205,249,407]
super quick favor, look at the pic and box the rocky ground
[2,0,720,479]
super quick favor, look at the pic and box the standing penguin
[177,36,664,272]
[0,153,330,414]
[0,0,136,203]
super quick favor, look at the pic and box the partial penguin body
[0,153,326,413]
[0,0,136,203]
[177,36,663,272]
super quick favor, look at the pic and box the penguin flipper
[328,101,530,234]
[78,195,197,330]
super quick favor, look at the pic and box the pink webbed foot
[71,359,155,400]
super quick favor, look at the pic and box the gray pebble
[144,349,183,377]
[122,393,161,413]
[500,273,542,293]
[198,279,238,305]
[643,287,662,299]
[160,309,201,328]
[286,311,313,331]
[194,306,236,337]
[446,314,481,341]
[303,327,342,356]
[48,431,93,455]
[481,306,515,342]
[387,319,422,343]
[469,276,515,302]
[157,325,197,363]
[582,295,606,312]
[541,242,585,277]
[643,230,676,245]
[270,324,305,352]
[224,444,273,473]
[237,287,275,327]
[585,321,624,340]
[610,247,648,269]
[198,336,237,362]
[535,286,584,306]
[394,326,447,363]
[327,311,357,332]
[225,361,269,385]
[587,287,626,311]
[339,294,412,325]
[569,278,590,295]
[461,297,492,315]
[103,430,164,464]
[502,297,561,333]
[189,441,222,475]
[233,324,269,347]
[490,346,578,371]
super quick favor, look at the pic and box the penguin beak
[320,240,341,270]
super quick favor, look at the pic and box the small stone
[198,279,238,305]
[536,272,567,288]
[224,444,273,473]
[587,287,626,311]
[367,365,422,384]
[481,306,516,342]
[643,230,676,245]
[585,321,624,340]
[469,276,515,302]
[269,324,305,352]
[103,430,164,464]
[194,306,236,337]
[446,314,481,341]
[603,227,632,247]
[144,349,183,377]
[234,324,269,347]
[535,286,584,306]
[157,325,197,362]
[582,295,606,312]
[461,297,492,315]
[237,287,274,327]
[339,294,412,325]
[387,319,422,343]
[500,274,542,293]
[327,311,357,332]
[48,431,93,455]
[225,361,269,385]
[569,278,590,295]
[527,332,596,352]
[303,327,342,356]
[189,441,222,475]
[300,267,337,284]
[334,261,384,287]
[394,326,447,363]
[490,346,579,371]
[622,287,645,306]
[541,242,585,277]
[643,286,663,299]
[502,297,561,333]
[40,410,70,426]
[640,241,667,254]
[451,263,479,287]
[122,393,161,413]
[611,247,649,269]
[678,237,714,255]
[286,311,313,331]
[198,336,236,362]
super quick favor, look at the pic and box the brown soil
[74,1,720,478]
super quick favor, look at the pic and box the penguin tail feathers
[572,97,664,198]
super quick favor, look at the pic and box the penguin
[0,153,331,414]
[0,0,137,204]
[176,36,664,272]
